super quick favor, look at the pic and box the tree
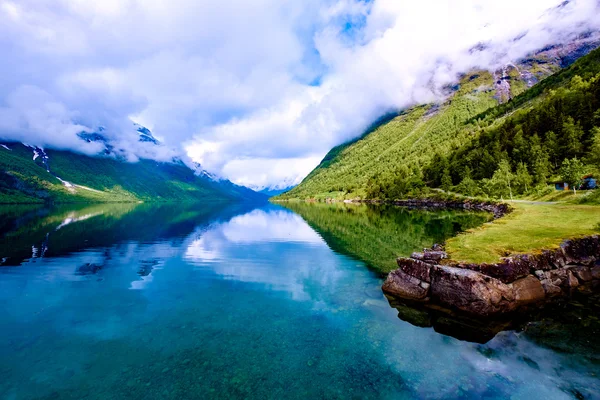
[491,159,514,200]
[515,162,533,194]
[560,158,586,195]
[441,168,452,192]
[545,131,560,168]
[562,117,584,159]
[455,175,479,197]
[527,134,551,185]
[585,126,600,170]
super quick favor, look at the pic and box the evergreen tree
[586,126,600,170]
[562,117,584,159]
[529,135,551,185]
[441,168,452,192]
[544,131,560,168]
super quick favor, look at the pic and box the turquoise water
[0,203,598,399]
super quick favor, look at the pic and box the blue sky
[1,0,599,189]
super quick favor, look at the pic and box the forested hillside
[0,143,265,204]
[280,46,600,202]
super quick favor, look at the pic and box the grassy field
[446,202,600,264]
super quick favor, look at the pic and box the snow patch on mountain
[56,177,74,188]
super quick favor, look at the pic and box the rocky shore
[346,198,512,219]
[382,236,600,317]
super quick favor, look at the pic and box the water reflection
[0,203,598,399]
[283,202,491,274]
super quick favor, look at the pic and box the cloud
[1,0,599,187]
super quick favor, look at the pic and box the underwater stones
[430,266,516,316]
[397,258,433,282]
[75,263,103,275]
[511,276,545,305]
[382,269,429,301]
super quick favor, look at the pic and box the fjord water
[0,203,598,399]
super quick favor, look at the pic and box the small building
[553,175,596,191]
[582,175,597,190]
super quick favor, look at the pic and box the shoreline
[278,197,600,321]
[383,237,600,318]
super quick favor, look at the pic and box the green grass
[518,185,600,205]
[446,203,600,264]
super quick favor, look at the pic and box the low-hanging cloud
[1,0,599,188]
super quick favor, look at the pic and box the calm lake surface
[0,202,598,399]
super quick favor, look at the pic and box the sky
[1,0,600,189]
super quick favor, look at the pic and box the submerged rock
[75,263,103,275]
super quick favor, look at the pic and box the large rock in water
[382,269,429,301]
[397,258,433,282]
[430,266,516,316]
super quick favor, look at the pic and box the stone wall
[382,236,600,317]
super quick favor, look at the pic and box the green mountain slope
[0,143,266,204]
[280,45,600,201]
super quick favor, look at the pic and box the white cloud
[0,0,599,187]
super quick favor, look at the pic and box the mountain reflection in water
[0,202,598,399]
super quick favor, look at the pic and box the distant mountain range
[258,186,296,197]
[0,125,267,204]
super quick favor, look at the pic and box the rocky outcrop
[382,269,429,301]
[353,198,512,219]
[382,236,600,317]
[430,265,516,316]
[390,199,511,219]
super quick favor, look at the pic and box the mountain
[280,38,600,201]
[0,129,267,204]
[258,186,296,197]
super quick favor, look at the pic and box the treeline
[366,69,600,200]
[423,72,600,198]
